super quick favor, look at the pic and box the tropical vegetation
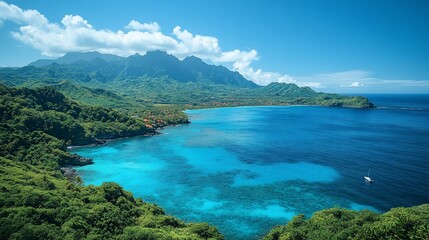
[0,84,222,239]
[264,205,429,240]
[1,53,427,239]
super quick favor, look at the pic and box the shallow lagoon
[73,99,429,239]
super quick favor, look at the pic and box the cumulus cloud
[0,1,306,86]
[126,20,160,32]
[61,15,92,29]
[172,26,221,58]
[213,49,312,86]
[0,1,48,26]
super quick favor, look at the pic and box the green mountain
[0,51,374,109]
[25,50,257,88]
[258,82,316,97]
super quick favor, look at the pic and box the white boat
[364,168,374,183]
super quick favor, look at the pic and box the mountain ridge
[0,51,374,109]
[28,51,258,88]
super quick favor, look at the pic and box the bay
[72,95,429,239]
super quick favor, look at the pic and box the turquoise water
[72,95,429,239]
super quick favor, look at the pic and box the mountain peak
[27,50,258,88]
[144,50,179,60]
[145,50,168,55]
[127,53,142,59]
[183,55,204,64]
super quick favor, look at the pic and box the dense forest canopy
[0,84,222,239]
[264,206,429,240]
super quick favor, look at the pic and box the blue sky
[1,0,428,93]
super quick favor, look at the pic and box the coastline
[63,122,190,179]
[65,101,374,168]
[65,102,377,180]
[65,103,374,178]
[184,104,315,113]
[66,132,159,150]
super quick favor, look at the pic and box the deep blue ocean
[72,94,429,239]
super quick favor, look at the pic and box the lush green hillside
[50,81,130,108]
[0,85,222,239]
[257,82,316,97]
[255,83,374,108]
[0,51,374,109]
[0,84,427,240]
[0,84,156,146]
[264,205,429,240]
[0,158,223,240]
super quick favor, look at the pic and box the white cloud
[0,1,48,26]
[126,20,160,32]
[241,67,295,86]
[293,70,372,90]
[349,82,363,87]
[172,26,221,58]
[0,1,306,87]
[61,15,92,29]
[319,70,371,82]
[293,70,429,93]
[213,49,313,86]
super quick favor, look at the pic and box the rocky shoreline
[60,166,79,180]
[60,153,94,180]
[66,132,160,150]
